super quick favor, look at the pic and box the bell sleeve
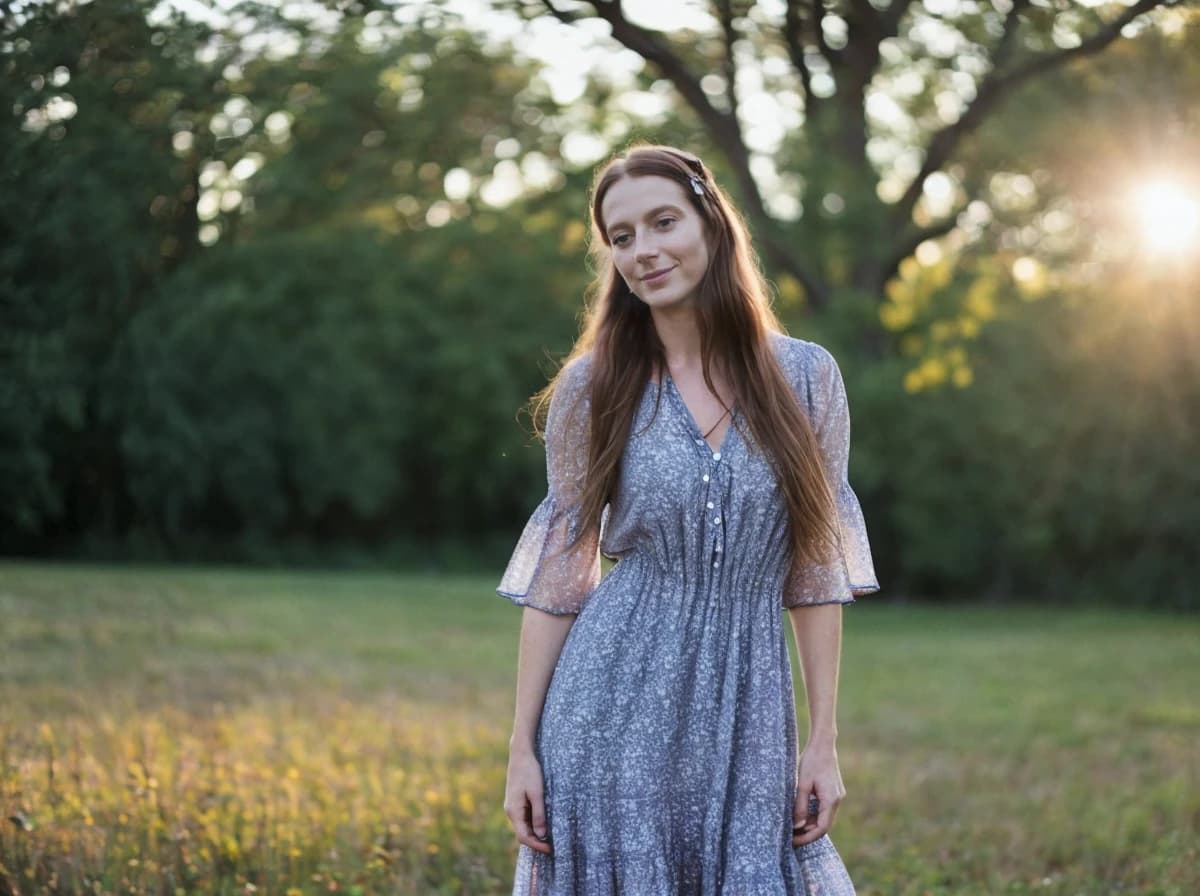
[496,357,602,616]
[782,345,881,608]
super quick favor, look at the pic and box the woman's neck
[650,303,704,372]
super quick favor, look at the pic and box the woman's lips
[642,265,676,285]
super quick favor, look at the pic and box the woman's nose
[635,238,659,263]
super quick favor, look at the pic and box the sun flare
[1132,179,1200,256]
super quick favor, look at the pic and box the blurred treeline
[1,0,1197,607]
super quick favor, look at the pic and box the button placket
[707,452,727,571]
[674,372,730,576]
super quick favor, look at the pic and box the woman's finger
[516,793,552,855]
[794,776,815,818]
[791,791,819,845]
[814,796,836,840]
[793,813,826,846]
[795,786,843,846]
[529,788,547,840]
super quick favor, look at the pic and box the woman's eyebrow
[607,204,684,233]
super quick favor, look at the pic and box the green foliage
[0,1,1195,608]
[0,0,590,559]
[105,217,587,553]
[112,236,410,539]
[852,285,1200,609]
[0,0,218,539]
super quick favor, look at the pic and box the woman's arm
[504,606,576,855]
[788,601,847,846]
[510,606,576,753]
[788,601,844,743]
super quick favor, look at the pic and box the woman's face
[600,174,710,312]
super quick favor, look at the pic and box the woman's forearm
[509,606,577,754]
[787,602,844,745]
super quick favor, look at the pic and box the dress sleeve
[782,346,881,608]
[496,357,602,615]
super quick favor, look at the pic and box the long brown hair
[528,143,838,568]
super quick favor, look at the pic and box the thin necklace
[702,405,731,439]
[665,364,734,439]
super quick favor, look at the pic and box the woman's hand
[792,739,846,847]
[504,747,553,855]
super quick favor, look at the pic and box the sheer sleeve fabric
[496,357,602,616]
[782,344,881,608]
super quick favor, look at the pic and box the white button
[713,452,721,461]
[706,501,714,509]
[713,561,719,569]
[713,517,721,524]
[715,544,722,552]
[702,474,709,482]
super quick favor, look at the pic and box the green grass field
[1,562,1196,895]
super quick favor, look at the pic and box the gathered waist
[601,546,788,600]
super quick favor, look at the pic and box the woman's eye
[656,217,676,229]
[613,233,631,247]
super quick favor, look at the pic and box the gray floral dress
[497,332,880,895]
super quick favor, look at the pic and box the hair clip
[689,175,705,196]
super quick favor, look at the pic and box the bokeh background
[2,1,1197,894]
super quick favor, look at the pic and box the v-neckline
[658,373,738,456]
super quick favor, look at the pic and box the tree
[499,0,1189,335]
[0,0,228,544]
[0,0,597,556]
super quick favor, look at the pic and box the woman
[497,144,880,895]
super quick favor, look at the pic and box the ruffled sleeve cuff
[781,479,881,608]
[497,493,602,616]
[780,338,880,608]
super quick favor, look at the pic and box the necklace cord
[664,367,733,440]
[702,406,732,439]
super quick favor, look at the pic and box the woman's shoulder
[558,350,594,390]
[768,331,839,385]
[549,351,595,413]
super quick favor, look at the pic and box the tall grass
[1,562,1196,894]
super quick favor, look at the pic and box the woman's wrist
[803,728,839,751]
[509,734,537,757]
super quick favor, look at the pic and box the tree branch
[839,0,886,109]
[993,0,1032,71]
[537,0,578,26]
[880,0,917,39]
[809,0,842,72]
[845,0,881,32]
[783,0,815,107]
[714,0,741,125]
[547,0,829,308]
[890,0,1176,231]
[582,1,729,139]
[879,208,964,287]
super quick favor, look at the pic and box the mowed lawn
[0,563,1196,895]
